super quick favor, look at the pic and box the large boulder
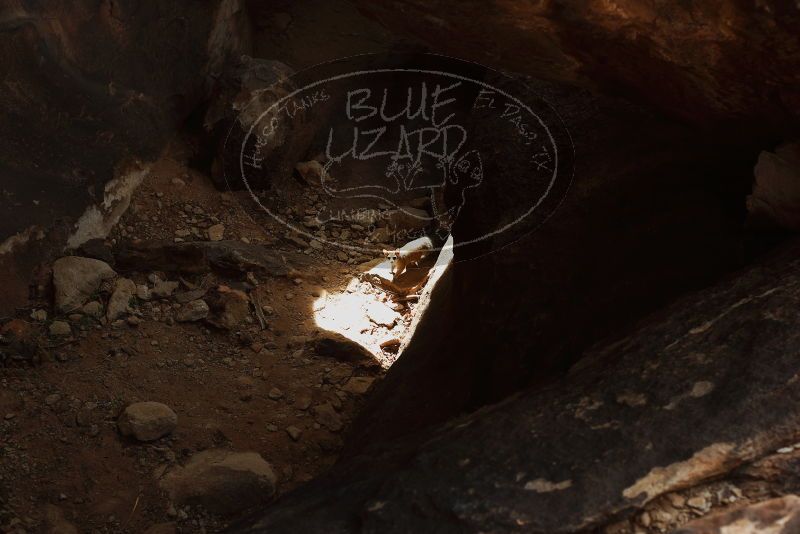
[232,239,800,532]
[52,256,116,312]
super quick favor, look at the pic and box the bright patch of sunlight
[313,236,453,368]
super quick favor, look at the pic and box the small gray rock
[313,403,343,432]
[136,284,152,301]
[151,280,179,298]
[107,277,136,321]
[286,426,302,441]
[176,299,209,322]
[81,301,103,317]
[342,376,375,395]
[207,223,225,241]
[175,288,207,304]
[294,388,313,410]
[118,401,177,441]
[49,321,71,337]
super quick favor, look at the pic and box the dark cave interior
[1,1,799,533]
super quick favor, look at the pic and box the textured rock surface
[747,141,800,231]
[161,449,277,516]
[203,57,312,191]
[52,256,116,312]
[347,76,747,448]
[48,321,71,337]
[355,0,800,142]
[114,240,289,277]
[106,277,136,321]
[205,286,250,330]
[673,495,800,534]
[234,240,800,533]
[151,280,180,299]
[312,403,343,432]
[118,402,177,442]
[310,332,377,365]
[207,223,226,241]
[176,299,210,322]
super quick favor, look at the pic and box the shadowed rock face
[233,236,800,533]
[354,0,800,143]
[225,16,790,524]
[202,57,303,191]
[0,0,250,314]
[347,77,750,448]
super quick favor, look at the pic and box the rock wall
[355,0,800,144]
[0,0,250,314]
[346,77,751,447]
[320,0,800,484]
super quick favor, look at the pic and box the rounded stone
[52,256,116,312]
[118,401,177,441]
[48,321,72,337]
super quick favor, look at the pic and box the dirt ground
[0,136,437,533]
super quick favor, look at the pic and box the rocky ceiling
[354,0,800,143]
